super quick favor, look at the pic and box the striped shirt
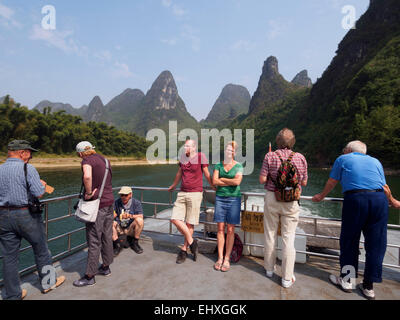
[260,148,308,192]
[0,158,44,207]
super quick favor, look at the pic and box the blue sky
[0,0,369,121]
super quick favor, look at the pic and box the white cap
[118,186,132,194]
[76,141,95,153]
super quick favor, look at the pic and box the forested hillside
[0,96,149,157]
[235,0,400,168]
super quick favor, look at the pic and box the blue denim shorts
[213,196,241,225]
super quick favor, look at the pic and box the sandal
[214,259,223,271]
[221,260,230,272]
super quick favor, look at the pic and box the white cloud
[172,5,186,17]
[29,24,133,80]
[231,40,255,52]
[161,38,178,46]
[162,0,186,17]
[0,2,22,28]
[30,24,88,57]
[181,25,200,52]
[162,0,172,7]
[267,19,290,40]
[112,62,133,78]
[94,50,112,62]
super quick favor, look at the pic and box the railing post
[68,199,71,216]
[314,218,318,236]
[45,203,49,239]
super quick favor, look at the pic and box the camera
[29,197,44,214]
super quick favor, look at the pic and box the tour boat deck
[16,231,400,300]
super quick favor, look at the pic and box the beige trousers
[263,191,299,281]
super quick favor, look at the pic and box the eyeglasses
[120,194,130,197]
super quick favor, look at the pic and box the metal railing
[0,186,399,286]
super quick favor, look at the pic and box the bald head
[344,140,367,154]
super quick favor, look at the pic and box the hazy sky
[0,0,369,121]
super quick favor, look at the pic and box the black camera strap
[23,163,33,202]
[24,163,43,214]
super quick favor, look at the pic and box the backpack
[223,233,243,263]
[270,151,301,202]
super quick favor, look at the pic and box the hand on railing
[312,194,324,203]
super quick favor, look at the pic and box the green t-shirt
[215,162,243,197]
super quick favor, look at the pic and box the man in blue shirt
[0,140,65,300]
[112,186,144,255]
[312,141,388,300]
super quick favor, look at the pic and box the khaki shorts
[171,192,203,225]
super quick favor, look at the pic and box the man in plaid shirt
[259,128,308,288]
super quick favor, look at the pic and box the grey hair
[345,140,367,154]
[276,128,296,149]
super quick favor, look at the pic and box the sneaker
[21,289,27,300]
[73,276,95,287]
[266,270,274,278]
[358,283,375,300]
[119,234,129,248]
[189,238,199,261]
[176,249,187,264]
[113,242,122,257]
[42,275,66,294]
[97,265,111,277]
[329,274,353,293]
[127,235,133,245]
[282,275,296,288]
[130,240,143,254]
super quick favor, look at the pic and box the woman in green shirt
[212,141,243,272]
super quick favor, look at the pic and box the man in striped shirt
[259,128,308,288]
[0,140,65,300]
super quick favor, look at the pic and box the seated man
[112,186,144,255]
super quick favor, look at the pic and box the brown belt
[0,206,29,210]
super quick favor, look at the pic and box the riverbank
[0,156,175,169]
[1,154,400,175]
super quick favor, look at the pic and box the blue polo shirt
[329,152,386,193]
[114,197,143,226]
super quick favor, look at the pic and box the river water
[1,163,400,280]
[38,163,400,224]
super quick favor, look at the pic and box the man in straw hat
[112,186,144,256]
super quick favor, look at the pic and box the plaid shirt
[260,148,308,192]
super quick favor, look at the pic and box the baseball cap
[8,140,39,152]
[118,186,133,195]
[76,141,95,153]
